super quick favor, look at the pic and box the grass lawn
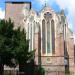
[65,72,75,75]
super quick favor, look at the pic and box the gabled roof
[39,5,55,14]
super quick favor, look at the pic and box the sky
[0,0,75,42]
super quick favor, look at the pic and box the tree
[13,27,35,75]
[0,19,34,75]
[0,19,16,75]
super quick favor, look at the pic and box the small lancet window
[51,20,55,53]
[42,19,46,54]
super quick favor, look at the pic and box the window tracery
[42,12,55,55]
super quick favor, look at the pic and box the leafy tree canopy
[0,19,34,67]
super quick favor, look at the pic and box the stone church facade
[5,1,75,75]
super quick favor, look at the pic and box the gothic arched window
[42,19,46,54]
[27,23,29,39]
[41,12,55,55]
[28,16,35,51]
[44,12,52,54]
[51,20,55,53]
[47,21,51,53]
[30,23,32,51]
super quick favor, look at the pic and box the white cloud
[54,0,75,42]
[55,0,75,30]
[37,0,55,6]
[37,0,48,5]
[0,8,5,19]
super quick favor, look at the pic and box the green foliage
[4,72,15,75]
[0,19,34,67]
[12,27,34,64]
[0,19,15,67]
[38,67,45,75]
[65,72,75,75]
[0,19,35,75]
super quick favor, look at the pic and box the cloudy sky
[0,0,75,41]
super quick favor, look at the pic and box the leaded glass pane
[47,21,50,53]
[51,20,55,53]
[42,20,46,54]
[61,16,65,23]
[27,23,29,39]
[33,21,35,49]
[30,24,32,50]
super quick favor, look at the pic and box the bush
[4,72,15,75]
[38,67,45,75]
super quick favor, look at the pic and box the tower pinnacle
[45,0,47,7]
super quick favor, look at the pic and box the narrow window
[30,24,32,50]
[33,21,35,49]
[51,20,55,53]
[47,21,50,53]
[27,23,29,39]
[44,12,52,54]
[42,20,46,54]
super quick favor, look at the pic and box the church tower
[5,1,31,29]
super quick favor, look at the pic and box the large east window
[42,12,55,55]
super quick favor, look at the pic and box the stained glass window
[30,24,32,50]
[42,12,55,54]
[44,12,52,54]
[42,19,46,54]
[33,21,35,49]
[51,20,55,53]
[28,16,35,51]
[47,21,50,53]
[27,23,29,39]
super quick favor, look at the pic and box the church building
[5,1,75,75]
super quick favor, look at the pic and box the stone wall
[5,2,31,29]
